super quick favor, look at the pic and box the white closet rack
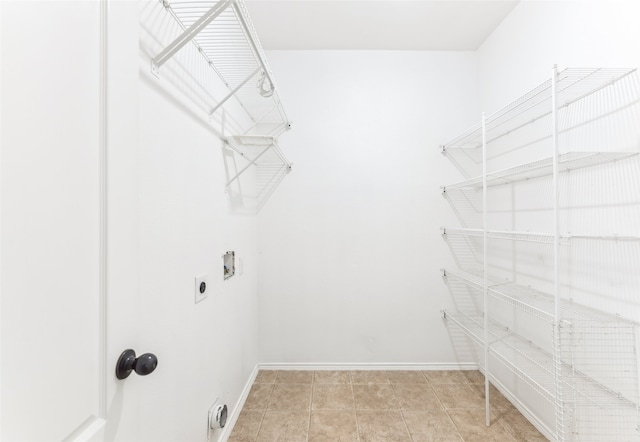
[442,227,640,245]
[442,151,637,192]
[442,268,638,330]
[443,310,638,424]
[223,135,291,186]
[438,66,640,442]
[152,0,291,136]
[441,68,638,178]
[441,151,637,230]
[443,310,557,402]
[150,0,293,199]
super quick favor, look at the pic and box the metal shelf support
[151,0,234,75]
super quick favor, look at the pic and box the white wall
[134,2,260,441]
[257,51,479,365]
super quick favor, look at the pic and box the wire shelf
[440,186,483,229]
[440,228,484,276]
[558,318,639,442]
[440,66,640,442]
[223,135,291,207]
[444,268,639,327]
[444,311,556,402]
[441,68,637,178]
[445,269,555,323]
[443,151,638,191]
[444,227,640,246]
[445,310,640,421]
[442,68,635,152]
[153,0,290,136]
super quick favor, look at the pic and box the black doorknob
[116,349,158,380]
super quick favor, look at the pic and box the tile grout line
[399,370,434,442]
[254,409,267,442]
[395,387,415,442]
[426,373,466,441]
[349,371,362,441]
[306,371,314,442]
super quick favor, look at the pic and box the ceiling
[245,0,520,51]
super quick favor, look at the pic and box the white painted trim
[218,364,259,442]
[0,0,4,430]
[62,416,106,442]
[98,0,108,422]
[257,362,480,371]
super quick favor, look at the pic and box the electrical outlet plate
[195,274,209,304]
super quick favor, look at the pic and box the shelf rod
[551,63,565,442]
[151,0,234,72]
[482,111,490,427]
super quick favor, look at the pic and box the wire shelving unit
[148,0,293,201]
[439,66,640,442]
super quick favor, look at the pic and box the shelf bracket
[225,143,272,187]
[209,67,262,117]
[151,0,234,76]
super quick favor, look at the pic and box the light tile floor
[228,370,548,441]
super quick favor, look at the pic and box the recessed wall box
[223,251,235,280]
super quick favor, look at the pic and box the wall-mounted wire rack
[149,0,293,202]
[438,66,640,442]
[441,68,638,178]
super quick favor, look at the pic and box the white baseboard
[218,364,259,442]
[257,362,480,371]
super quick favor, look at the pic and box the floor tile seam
[253,409,267,442]
[350,381,363,440]
[429,378,454,419]
[447,409,518,442]
[397,406,417,442]
[443,410,472,442]
[488,410,524,441]
[305,379,313,442]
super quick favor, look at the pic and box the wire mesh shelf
[152,0,291,137]
[445,310,640,423]
[443,151,638,191]
[444,311,556,402]
[440,66,640,442]
[441,68,637,178]
[441,228,484,276]
[444,268,639,327]
[558,318,640,442]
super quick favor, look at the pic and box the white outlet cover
[195,274,209,304]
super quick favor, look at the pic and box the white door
[0,1,141,440]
